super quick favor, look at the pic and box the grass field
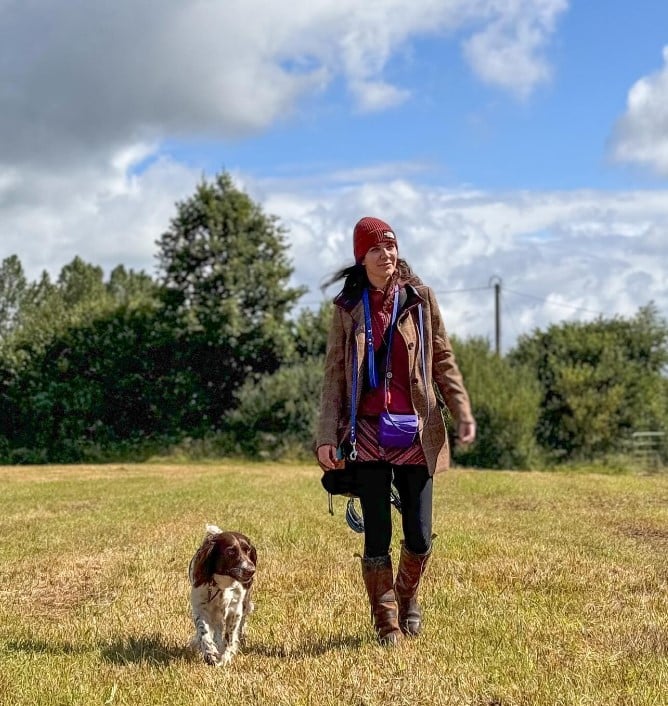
[0,462,666,706]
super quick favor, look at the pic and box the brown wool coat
[316,284,474,475]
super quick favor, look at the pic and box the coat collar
[333,282,424,315]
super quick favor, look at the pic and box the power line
[295,282,616,352]
[503,287,609,317]
[432,285,490,295]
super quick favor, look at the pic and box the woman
[316,216,476,646]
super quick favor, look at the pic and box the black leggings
[350,460,433,558]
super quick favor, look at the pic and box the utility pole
[489,276,502,355]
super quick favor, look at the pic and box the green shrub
[224,358,324,458]
[451,337,542,469]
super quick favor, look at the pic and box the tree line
[1,172,666,468]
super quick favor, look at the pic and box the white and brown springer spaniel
[188,524,257,666]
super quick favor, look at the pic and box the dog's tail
[205,523,223,535]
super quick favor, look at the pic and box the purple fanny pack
[378,411,419,448]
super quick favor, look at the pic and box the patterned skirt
[353,416,427,466]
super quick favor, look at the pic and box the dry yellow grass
[0,462,666,705]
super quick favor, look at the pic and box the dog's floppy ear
[233,532,257,568]
[190,536,218,587]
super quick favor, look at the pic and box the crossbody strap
[383,301,427,426]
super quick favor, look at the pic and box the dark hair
[321,259,423,302]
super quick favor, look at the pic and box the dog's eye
[225,547,237,556]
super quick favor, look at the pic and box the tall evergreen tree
[156,171,306,417]
[290,301,332,360]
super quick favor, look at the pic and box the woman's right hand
[317,444,344,471]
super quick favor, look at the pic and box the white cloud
[2,158,666,350]
[0,153,201,280]
[6,0,663,355]
[0,1,569,303]
[611,46,668,175]
[463,0,568,98]
[350,80,411,113]
[250,173,668,350]
[0,0,566,171]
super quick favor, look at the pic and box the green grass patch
[0,462,666,705]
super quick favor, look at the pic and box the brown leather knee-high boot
[394,542,432,636]
[360,555,403,646]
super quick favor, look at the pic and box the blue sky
[1,0,667,350]
[156,0,668,191]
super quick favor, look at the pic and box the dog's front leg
[194,613,223,666]
[240,586,254,640]
[213,624,227,658]
[222,608,243,663]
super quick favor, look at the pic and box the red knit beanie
[353,216,398,263]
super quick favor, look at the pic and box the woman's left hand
[457,419,476,445]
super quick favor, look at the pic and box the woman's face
[363,242,398,285]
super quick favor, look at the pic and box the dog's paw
[203,650,223,667]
